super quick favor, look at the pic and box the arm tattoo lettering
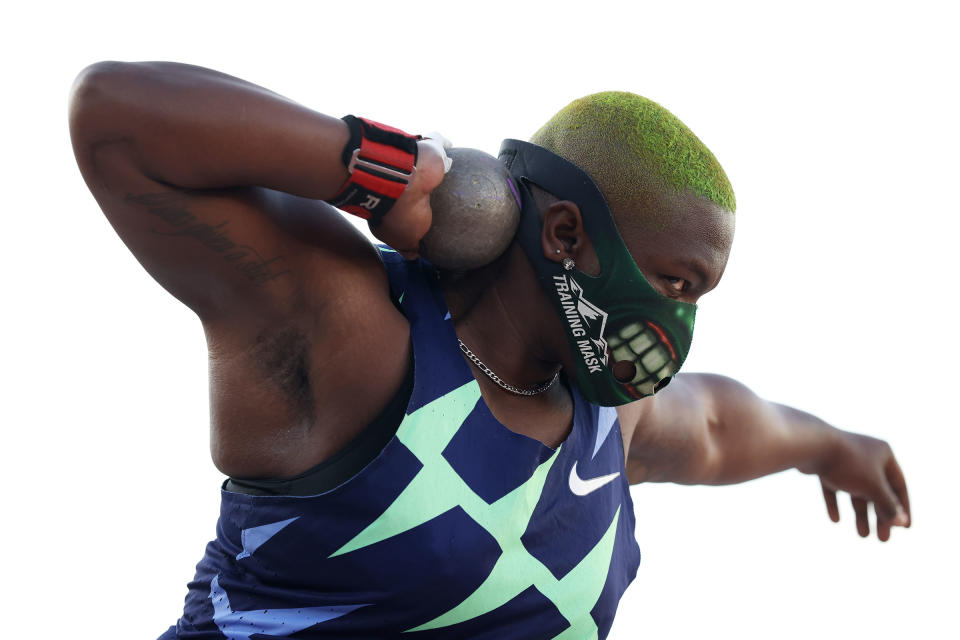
[125,192,292,286]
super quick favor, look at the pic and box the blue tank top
[162,248,641,640]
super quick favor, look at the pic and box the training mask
[498,140,697,406]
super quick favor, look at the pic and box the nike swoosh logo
[568,461,621,496]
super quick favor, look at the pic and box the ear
[540,200,600,275]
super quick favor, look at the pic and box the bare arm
[70,62,356,196]
[621,373,911,541]
[69,61,441,322]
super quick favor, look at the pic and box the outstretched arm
[619,373,911,541]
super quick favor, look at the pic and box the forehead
[617,191,735,283]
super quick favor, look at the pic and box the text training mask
[499,140,697,406]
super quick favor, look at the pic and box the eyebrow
[679,258,711,289]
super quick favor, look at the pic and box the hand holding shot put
[369,140,522,268]
[69,60,909,640]
[367,135,449,261]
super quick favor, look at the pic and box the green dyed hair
[530,91,735,228]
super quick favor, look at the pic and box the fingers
[885,456,911,528]
[818,436,910,542]
[865,451,909,538]
[415,139,451,189]
[419,136,453,174]
[852,496,870,538]
[821,480,840,523]
[871,479,907,528]
[876,507,892,542]
[422,131,454,176]
[423,132,453,150]
[856,479,899,541]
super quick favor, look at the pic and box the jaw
[606,320,679,397]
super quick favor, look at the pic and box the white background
[2,1,957,638]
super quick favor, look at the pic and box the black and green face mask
[499,140,696,406]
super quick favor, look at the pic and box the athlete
[69,62,911,639]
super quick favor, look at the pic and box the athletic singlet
[160,247,641,640]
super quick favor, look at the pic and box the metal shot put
[422,147,521,271]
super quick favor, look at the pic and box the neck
[442,243,570,395]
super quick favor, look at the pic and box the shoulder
[615,394,657,451]
[615,375,705,460]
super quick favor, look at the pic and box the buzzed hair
[530,91,735,229]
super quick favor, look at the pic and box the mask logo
[553,275,609,374]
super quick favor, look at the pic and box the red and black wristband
[327,115,421,223]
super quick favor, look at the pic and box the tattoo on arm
[126,192,292,287]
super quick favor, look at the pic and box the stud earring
[562,257,575,271]
[555,248,561,254]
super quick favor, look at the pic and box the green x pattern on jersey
[330,381,620,639]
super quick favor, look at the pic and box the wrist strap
[327,115,420,223]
